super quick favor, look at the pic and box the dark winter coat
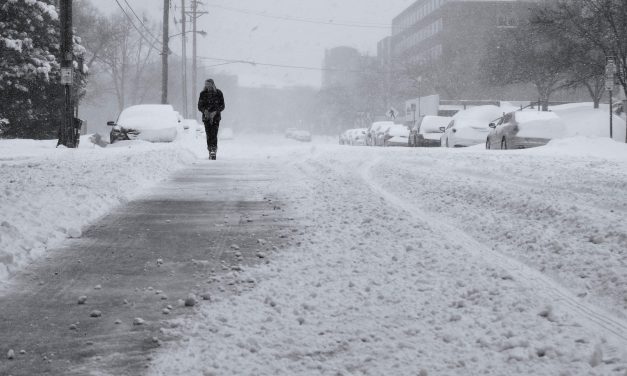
[198,88,225,122]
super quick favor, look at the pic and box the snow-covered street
[1,134,627,375]
[143,135,627,375]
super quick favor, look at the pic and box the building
[391,0,532,64]
[385,0,535,102]
[321,46,363,89]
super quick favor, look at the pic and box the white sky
[91,0,414,88]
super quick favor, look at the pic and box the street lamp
[169,30,207,39]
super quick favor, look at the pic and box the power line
[203,3,392,30]
[122,0,162,46]
[113,0,162,54]
[198,55,386,74]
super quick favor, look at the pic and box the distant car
[416,116,450,147]
[383,124,410,147]
[108,104,180,144]
[441,105,514,148]
[486,110,566,149]
[219,127,234,140]
[339,130,349,145]
[291,130,312,142]
[346,128,367,145]
[408,119,421,147]
[366,121,394,146]
[285,128,298,138]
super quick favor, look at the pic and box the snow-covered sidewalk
[149,137,627,375]
[0,136,198,282]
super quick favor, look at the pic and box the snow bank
[538,136,627,160]
[0,135,197,282]
[552,103,626,142]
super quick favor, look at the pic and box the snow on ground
[0,133,203,283]
[149,136,627,375]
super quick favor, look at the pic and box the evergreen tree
[0,0,87,138]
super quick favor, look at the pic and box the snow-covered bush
[0,0,88,139]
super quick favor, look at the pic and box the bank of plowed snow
[150,136,627,375]
[0,135,200,282]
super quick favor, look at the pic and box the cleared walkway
[0,160,290,375]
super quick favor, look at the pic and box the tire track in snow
[360,157,627,349]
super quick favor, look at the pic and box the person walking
[198,79,225,160]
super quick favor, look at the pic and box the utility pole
[58,0,77,148]
[162,0,170,104]
[181,0,188,118]
[188,1,208,120]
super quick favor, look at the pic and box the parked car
[366,121,394,146]
[291,130,312,142]
[408,119,422,147]
[285,128,298,138]
[414,116,450,147]
[440,105,513,148]
[108,104,180,144]
[383,124,410,146]
[349,128,367,145]
[339,130,350,145]
[486,110,566,149]
[182,118,203,133]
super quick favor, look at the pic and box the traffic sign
[61,68,73,85]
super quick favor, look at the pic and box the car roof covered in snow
[118,104,179,130]
[419,116,451,134]
[453,105,516,128]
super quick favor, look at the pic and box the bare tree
[92,12,161,111]
[535,0,627,98]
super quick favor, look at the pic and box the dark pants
[204,117,220,151]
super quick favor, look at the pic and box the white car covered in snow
[383,124,410,147]
[108,104,180,143]
[367,121,394,146]
[487,110,567,150]
[440,105,514,148]
[415,116,450,147]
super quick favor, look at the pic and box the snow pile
[540,135,627,159]
[552,103,626,142]
[0,136,198,282]
[149,139,627,375]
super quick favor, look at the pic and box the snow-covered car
[440,105,513,148]
[291,130,312,142]
[182,118,203,132]
[486,110,566,149]
[383,124,410,147]
[339,130,350,145]
[407,119,421,147]
[108,104,180,143]
[347,128,367,145]
[285,128,298,138]
[367,121,394,146]
[219,127,234,140]
[366,121,393,146]
[416,116,450,147]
